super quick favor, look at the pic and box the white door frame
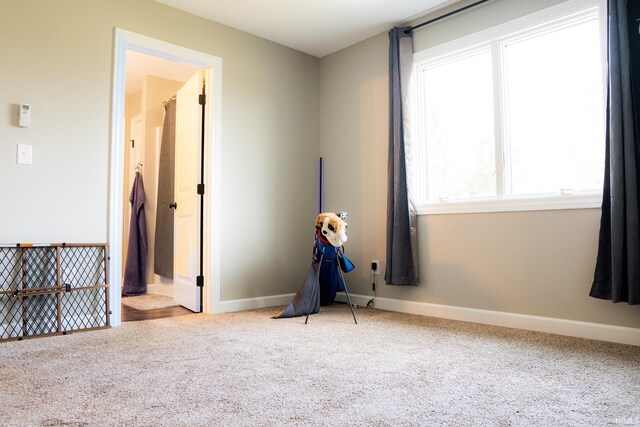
[109,28,222,326]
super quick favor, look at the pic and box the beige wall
[122,90,142,275]
[318,0,640,328]
[0,0,319,301]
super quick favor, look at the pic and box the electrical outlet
[371,260,380,275]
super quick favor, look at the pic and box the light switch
[17,144,32,165]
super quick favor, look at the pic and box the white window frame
[411,0,607,215]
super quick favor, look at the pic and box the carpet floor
[0,306,638,426]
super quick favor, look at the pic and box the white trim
[417,193,602,215]
[335,294,640,346]
[204,65,223,315]
[218,294,295,313]
[492,39,507,200]
[109,30,127,327]
[213,290,639,346]
[109,29,222,326]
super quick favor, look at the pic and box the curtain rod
[405,0,491,33]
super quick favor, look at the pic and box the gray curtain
[386,27,418,286]
[590,0,640,304]
[154,98,176,279]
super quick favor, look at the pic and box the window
[411,0,606,214]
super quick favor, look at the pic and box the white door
[174,71,203,312]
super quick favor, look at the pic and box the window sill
[416,193,603,215]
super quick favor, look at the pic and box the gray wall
[0,0,319,301]
[318,0,640,329]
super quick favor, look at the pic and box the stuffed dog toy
[316,212,348,247]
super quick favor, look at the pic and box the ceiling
[153,0,460,58]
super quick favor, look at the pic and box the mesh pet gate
[0,244,110,342]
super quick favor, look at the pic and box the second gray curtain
[590,0,640,304]
[386,27,418,286]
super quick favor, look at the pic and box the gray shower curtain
[386,26,418,286]
[154,98,176,279]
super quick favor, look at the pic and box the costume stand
[273,212,356,322]
[305,245,357,325]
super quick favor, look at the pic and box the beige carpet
[0,306,638,426]
[121,294,179,310]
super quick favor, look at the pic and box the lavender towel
[123,172,148,296]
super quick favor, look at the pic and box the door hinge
[199,94,206,106]
[196,275,204,287]
[131,139,134,148]
[197,184,205,195]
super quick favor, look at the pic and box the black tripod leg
[305,253,323,324]
[337,265,357,325]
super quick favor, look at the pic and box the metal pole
[408,0,491,33]
[336,257,358,325]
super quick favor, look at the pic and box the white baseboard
[217,292,639,346]
[335,293,640,346]
[219,293,294,313]
[146,284,160,294]
[146,284,174,297]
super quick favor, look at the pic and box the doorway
[121,50,200,320]
[109,29,222,327]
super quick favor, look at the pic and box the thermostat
[19,104,31,127]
